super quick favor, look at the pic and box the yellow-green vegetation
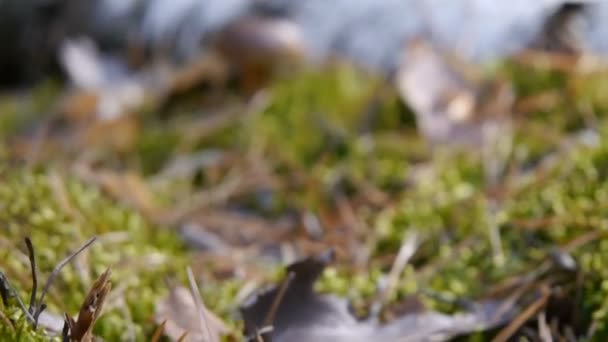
[2,60,608,340]
[0,169,188,340]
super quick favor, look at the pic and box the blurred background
[3,1,608,341]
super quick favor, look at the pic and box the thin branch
[61,314,71,342]
[33,236,97,327]
[24,237,38,315]
[177,331,189,342]
[150,320,167,342]
[186,266,214,342]
[254,326,273,342]
[0,309,14,331]
[381,231,420,304]
[247,273,294,341]
[493,285,551,342]
[263,271,294,328]
[537,311,553,342]
[0,272,10,306]
[0,272,36,323]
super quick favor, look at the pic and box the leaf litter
[240,250,517,342]
[3,2,608,341]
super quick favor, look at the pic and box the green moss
[5,56,608,340]
[247,65,406,167]
[371,120,608,335]
[136,126,180,175]
[0,168,188,341]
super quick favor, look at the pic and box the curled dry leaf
[395,39,514,148]
[240,250,517,342]
[155,285,229,342]
[64,268,112,342]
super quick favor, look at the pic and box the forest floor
[1,54,608,341]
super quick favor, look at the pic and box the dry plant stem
[382,231,419,303]
[537,311,553,342]
[177,331,189,342]
[34,236,97,327]
[0,272,36,323]
[492,285,551,342]
[253,326,273,342]
[0,310,14,331]
[486,201,505,267]
[335,193,370,265]
[66,268,112,341]
[61,316,70,342]
[24,238,38,315]
[150,320,167,342]
[0,273,9,306]
[186,266,214,342]
[263,271,295,328]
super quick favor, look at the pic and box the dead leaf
[528,3,588,54]
[155,285,229,342]
[64,268,112,342]
[240,250,516,342]
[395,39,513,148]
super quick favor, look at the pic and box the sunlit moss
[0,169,188,341]
[4,57,608,340]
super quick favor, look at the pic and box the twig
[150,320,167,342]
[486,200,505,267]
[537,311,553,342]
[0,309,14,331]
[0,272,36,323]
[177,331,189,342]
[186,266,214,342]
[381,231,420,304]
[247,272,296,340]
[493,285,551,342]
[65,268,112,341]
[61,315,70,342]
[24,238,38,315]
[0,272,10,306]
[34,236,97,327]
[254,326,274,342]
[263,272,294,328]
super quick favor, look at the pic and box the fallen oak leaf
[240,249,361,342]
[64,268,112,342]
[240,250,517,342]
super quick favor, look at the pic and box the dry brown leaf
[395,39,513,148]
[64,268,112,342]
[241,250,516,342]
[155,285,229,342]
